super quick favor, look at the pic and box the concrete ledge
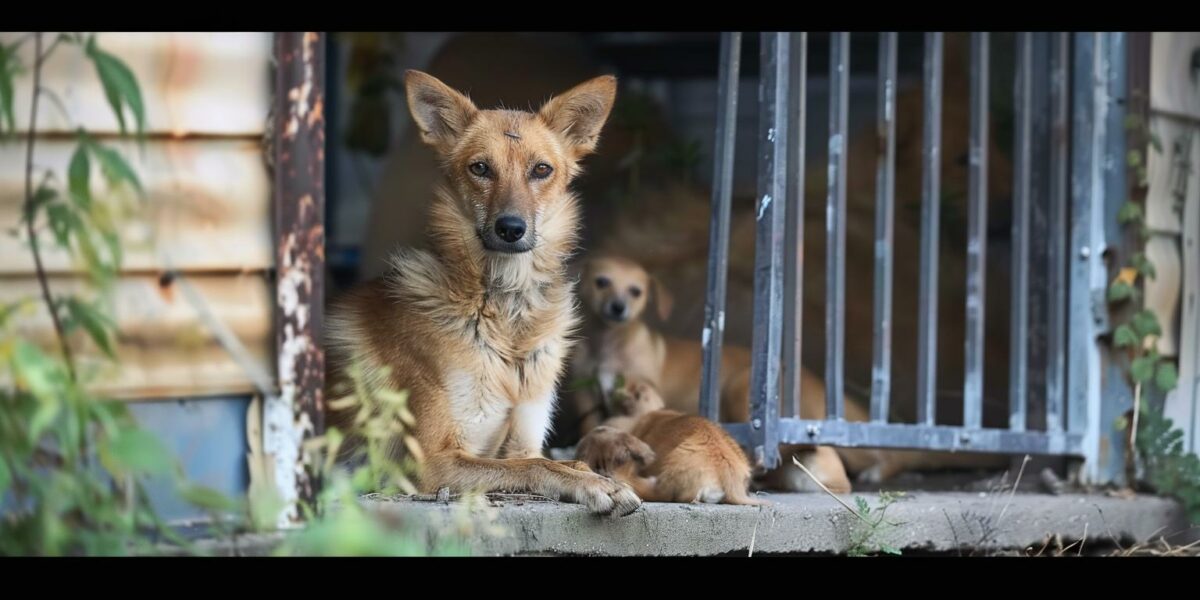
[362,492,1189,556]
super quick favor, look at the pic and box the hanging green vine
[1111,107,1200,524]
[0,32,198,556]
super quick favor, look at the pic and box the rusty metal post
[265,31,326,524]
[748,32,789,470]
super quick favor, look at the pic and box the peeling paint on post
[266,31,326,525]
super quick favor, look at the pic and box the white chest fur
[392,247,573,458]
[444,368,512,457]
[443,359,560,458]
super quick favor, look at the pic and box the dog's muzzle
[480,215,534,253]
[603,300,628,322]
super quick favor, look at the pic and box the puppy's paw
[576,426,656,475]
[556,459,595,473]
[614,379,664,414]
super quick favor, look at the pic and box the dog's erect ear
[538,75,618,158]
[651,276,674,322]
[405,70,479,149]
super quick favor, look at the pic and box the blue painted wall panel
[128,396,251,522]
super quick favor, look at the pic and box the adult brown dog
[325,70,641,515]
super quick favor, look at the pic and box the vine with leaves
[1110,105,1200,523]
[0,31,221,555]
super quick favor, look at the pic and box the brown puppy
[325,70,641,515]
[571,254,1009,487]
[570,254,872,493]
[578,380,765,505]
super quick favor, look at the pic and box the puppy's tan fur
[325,71,641,515]
[571,255,1010,487]
[578,381,765,505]
[571,254,878,493]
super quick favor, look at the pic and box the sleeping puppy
[577,380,764,505]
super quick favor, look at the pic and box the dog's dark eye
[628,286,642,298]
[531,163,553,179]
[595,276,611,289]
[469,162,490,177]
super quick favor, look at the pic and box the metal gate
[698,32,1135,484]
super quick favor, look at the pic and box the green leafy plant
[1133,406,1200,523]
[0,32,196,556]
[120,357,494,556]
[267,361,500,556]
[790,455,905,556]
[3,33,504,556]
[1111,106,1198,523]
[846,491,905,557]
[1110,112,1175,398]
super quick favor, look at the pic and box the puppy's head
[405,70,617,254]
[575,425,656,476]
[579,256,673,325]
[611,379,667,417]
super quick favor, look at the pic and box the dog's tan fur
[325,71,642,515]
[577,380,764,505]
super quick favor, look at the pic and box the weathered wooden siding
[0,275,272,398]
[0,139,271,274]
[0,32,274,400]
[1149,33,1199,455]
[6,32,271,136]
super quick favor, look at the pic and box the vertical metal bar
[963,32,989,431]
[1010,32,1033,432]
[266,31,326,525]
[826,32,849,422]
[700,32,741,424]
[916,32,943,426]
[1068,32,1108,483]
[749,32,789,470]
[782,32,807,419]
[1024,33,1052,433]
[1046,32,1070,432]
[1098,32,1133,484]
[871,32,896,424]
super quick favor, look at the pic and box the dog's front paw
[608,482,643,517]
[571,473,642,516]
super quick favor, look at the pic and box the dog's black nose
[494,216,526,243]
[609,300,626,317]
